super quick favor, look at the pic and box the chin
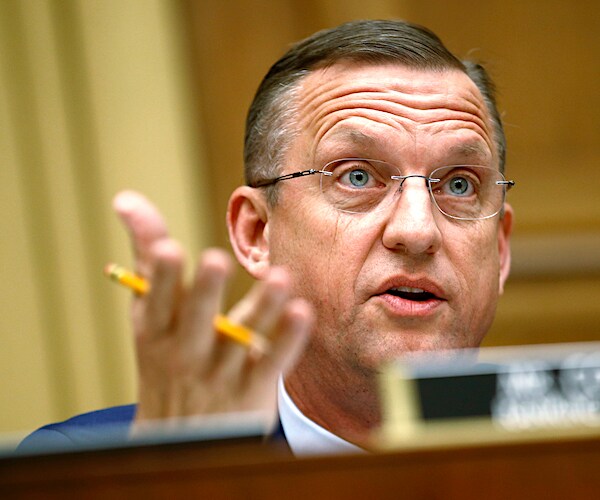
[354,332,485,372]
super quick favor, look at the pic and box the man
[20,19,513,455]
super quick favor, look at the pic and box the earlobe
[227,186,271,279]
[497,203,514,294]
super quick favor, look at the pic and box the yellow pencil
[103,263,269,354]
[212,314,269,353]
[104,263,149,295]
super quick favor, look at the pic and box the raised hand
[112,191,313,434]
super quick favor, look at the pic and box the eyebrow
[446,142,491,161]
[324,128,377,147]
[314,128,378,163]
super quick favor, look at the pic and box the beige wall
[0,0,212,437]
[1,0,598,438]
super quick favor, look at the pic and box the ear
[227,186,271,279]
[497,203,514,295]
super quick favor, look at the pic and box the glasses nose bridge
[387,173,437,217]
[391,173,432,192]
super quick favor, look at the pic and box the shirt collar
[277,376,365,456]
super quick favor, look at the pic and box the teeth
[391,286,426,293]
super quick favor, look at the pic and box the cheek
[269,206,336,293]
[472,228,501,283]
[270,208,374,310]
[450,220,499,277]
[450,224,501,331]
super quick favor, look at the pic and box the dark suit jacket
[17,404,136,453]
[17,405,288,454]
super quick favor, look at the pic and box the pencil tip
[103,263,116,276]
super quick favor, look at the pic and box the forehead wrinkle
[311,106,412,151]
[425,117,495,157]
[300,66,489,117]
[309,104,494,164]
[302,90,492,145]
[296,65,497,164]
[305,87,488,123]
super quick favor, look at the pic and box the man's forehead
[299,60,482,99]
[291,61,496,159]
[294,62,491,132]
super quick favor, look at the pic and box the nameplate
[377,342,600,447]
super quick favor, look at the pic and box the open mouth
[385,286,439,302]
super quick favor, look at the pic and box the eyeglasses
[251,158,515,220]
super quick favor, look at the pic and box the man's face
[266,62,512,383]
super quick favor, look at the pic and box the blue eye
[326,159,388,191]
[347,169,370,187]
[446,176,473,196]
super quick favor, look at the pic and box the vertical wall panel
[0,0,79,428]
[0,26,57,433]
[1,0,212,438]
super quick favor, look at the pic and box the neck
[284,353,382,447]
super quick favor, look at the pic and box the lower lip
[374,293,444,318]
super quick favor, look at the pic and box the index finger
[113,190,169,276]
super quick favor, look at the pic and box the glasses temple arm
[497,180,515,190]
[251,169,324,188]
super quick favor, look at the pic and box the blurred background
[1,0,598,438]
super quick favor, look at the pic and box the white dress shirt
[277,376,365,456]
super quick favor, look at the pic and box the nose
[381,177,442,255]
